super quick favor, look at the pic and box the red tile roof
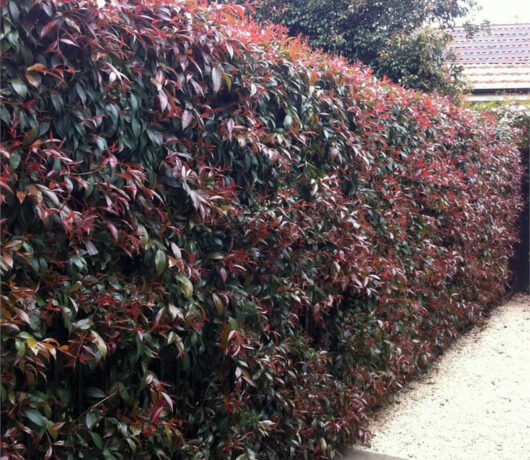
[449,23,530,94]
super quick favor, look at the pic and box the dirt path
[354,293,530,460]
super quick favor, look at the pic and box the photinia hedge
[0,0,523,458]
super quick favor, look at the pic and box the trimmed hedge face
[0,0,523,458]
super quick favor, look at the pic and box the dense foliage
[248,0,476,96]
[476,102,529,292]
[0,0,522,458]
[485,103,530,151]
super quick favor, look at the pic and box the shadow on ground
[342,449,405,460]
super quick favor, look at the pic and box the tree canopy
[249,0,478,96]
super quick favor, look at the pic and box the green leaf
[9,151,21,170]
[25,409,46,427]
[50,93,63,113]
[8,1,20,22]
[22,127,38,146]
[75,82,87,104]
[0,105,10,125]
[86,387,106,399]
[70,253,86,271]
[146,128,163,146]
[175,274,193,299]
[212,293,224,315]
[131,118,141,137]
[15,339,25,358]
[126,438,137,452]
[19,332,39,354]
[11,79,27,99]
[91,432,103,450]
[155,249,167,275]
[95,136,107,151]
[319,437,328,452]
[130,93,138,111]
[283,113,292,130]
[137,224,149,246]
[73,317,93,330]
[86,411,97,430]
[90,330,107,358]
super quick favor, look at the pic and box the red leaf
[151,406,163,422]
[106,222,119,243]
[40,20,60,39]
[0,178,13,192]
[161,392,174,411]
[220,267,227,283]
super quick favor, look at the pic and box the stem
[74,390,119,423]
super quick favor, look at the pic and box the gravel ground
[355,293,530,460]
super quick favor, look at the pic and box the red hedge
[0,0,523,458]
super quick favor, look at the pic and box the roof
[448,23,530,98]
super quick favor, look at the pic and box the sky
[469,0,530,24]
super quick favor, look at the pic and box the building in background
[449,23,530,101]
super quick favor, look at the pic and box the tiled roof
[448,23,530,93]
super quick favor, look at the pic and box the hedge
[0,0,523,458]
[487,103,530,292]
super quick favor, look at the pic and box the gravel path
[354,293,530,460]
